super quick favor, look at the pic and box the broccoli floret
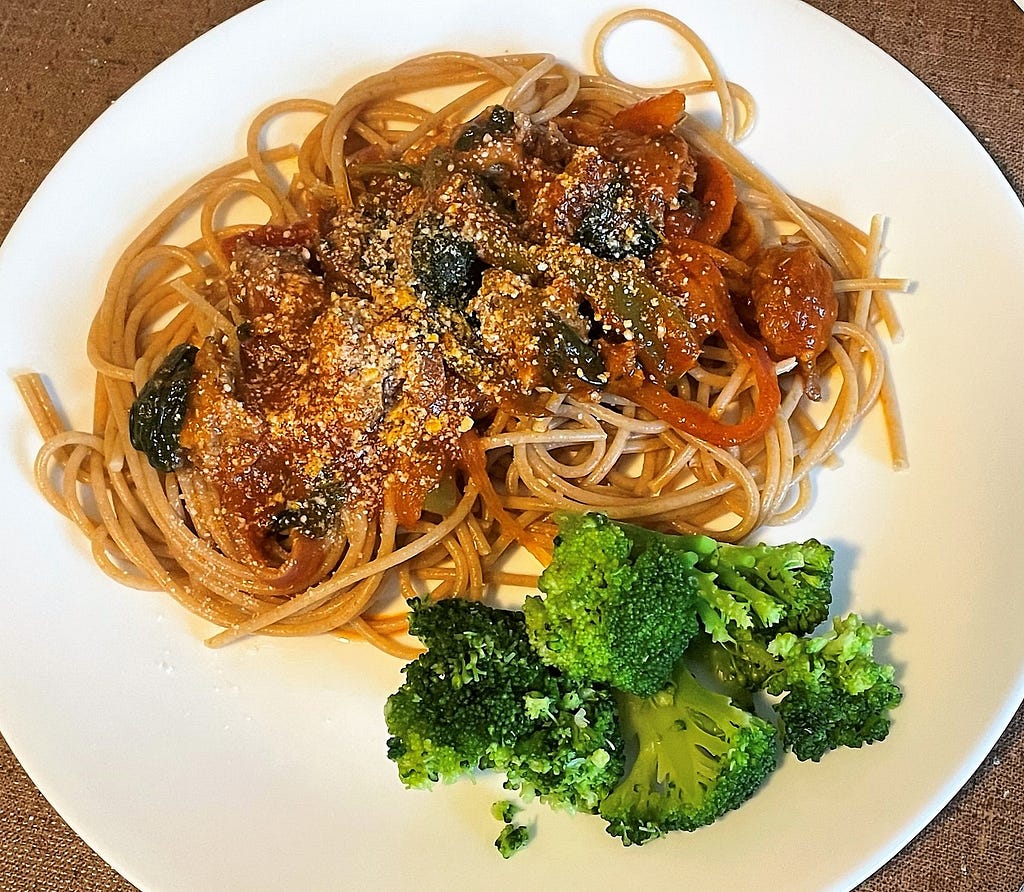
[600,661,778,845]
[714,539,834,635]
[624,523,834,639]
[384,597,624,812]
[491,799,519,823]
[491,799,529,858]
[699,627,780,697]
[385,597,537,786]
[700,613,902,761]
[501,682,623,812]
[524,512,704,697]
[767,614,903,761]
[525,512,833,695]
[494,823,530,858]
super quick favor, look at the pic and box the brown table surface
[2,1,1023,889]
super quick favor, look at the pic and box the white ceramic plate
[3,1,1023,889]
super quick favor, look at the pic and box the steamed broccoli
[385,513,901,854]
[384,597,624,813]
[524,512,704,697]
[600,661,779,845]
[703,614,903,761]
[491,799,520,823]
[621,522,834,641]
[700,626,783,697]
[524,512,833,696]
[768,615,903,761]
[384,597,535,786]
[698,538,834,638]
[494,823,530,859]
[491,799,529,858]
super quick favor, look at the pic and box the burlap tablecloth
[1,1,1022,889]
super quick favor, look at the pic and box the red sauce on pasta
[171,94,837,563]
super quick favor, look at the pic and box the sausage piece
[749,242,837,399]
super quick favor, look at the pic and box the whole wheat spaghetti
[18,9,907,657]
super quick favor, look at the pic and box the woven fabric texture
[1,1,1022,889]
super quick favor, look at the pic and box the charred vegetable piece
[346,161,423,184]
[411,214,484,309]
[538,314,606,387]
[575,179,660,261]
[472,168,518,216]
[469,221,692,375]
[420,147,457,194]
[268,481,347,538]
[421,475,459,516]
[560,256,695,375]
[676,188,703,219]
[128,343,198,472]
[454,105,515,151]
